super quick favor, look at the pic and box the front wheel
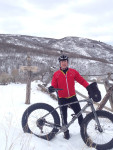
[22,103,60,140]
[81,110,113,150]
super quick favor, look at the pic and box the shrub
[0,72,11,85]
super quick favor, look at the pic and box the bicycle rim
[87,117,113,145]
[27,109,55,137]
[81,110,113,150]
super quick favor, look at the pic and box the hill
[0,34,113,83]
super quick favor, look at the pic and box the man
[48,55,101,140]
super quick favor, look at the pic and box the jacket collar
[60,67,68,75]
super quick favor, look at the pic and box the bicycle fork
[90,104,103,132]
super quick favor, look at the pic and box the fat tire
[22,103,60,140]
[81,110,113,150]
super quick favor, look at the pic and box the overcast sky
[0,0,113,45]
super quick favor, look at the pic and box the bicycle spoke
[87,117,113,145]
[28,109,54,136]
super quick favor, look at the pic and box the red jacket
[51,68,89,98]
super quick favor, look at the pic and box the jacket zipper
[65,73,70,97]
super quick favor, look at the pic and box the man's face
[60,60,68,70]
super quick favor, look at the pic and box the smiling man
[48,55,91,139]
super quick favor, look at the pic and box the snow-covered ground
[0,81,112,150]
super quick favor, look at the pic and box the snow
[0,81,113,150]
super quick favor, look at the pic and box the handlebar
[53,88,63,92]
[53,88,63,99]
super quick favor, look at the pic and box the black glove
[48,86,55,93]
[86,82,101,102]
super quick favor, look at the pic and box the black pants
[58,96,83,126]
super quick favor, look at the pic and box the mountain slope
[0,34,113,83]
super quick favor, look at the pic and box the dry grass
[0,112,36,150]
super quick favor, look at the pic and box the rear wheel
[22,103,60,140]
[81,110,113,150]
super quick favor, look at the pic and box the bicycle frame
[42,97,103,134]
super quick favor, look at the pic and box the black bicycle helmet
[58,55,68,62]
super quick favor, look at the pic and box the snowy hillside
[0,81,113,150]
[0,34,113,84]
